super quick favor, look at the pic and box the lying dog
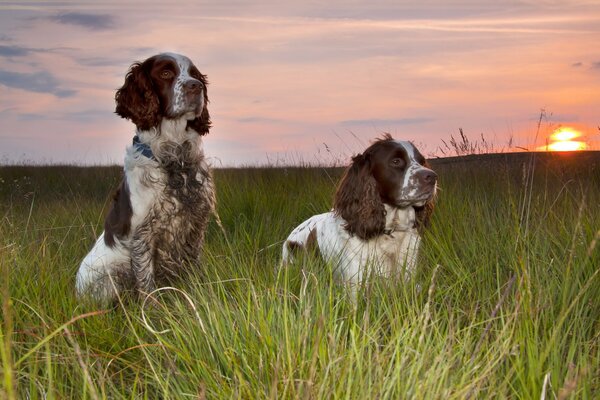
[281,135,437,290]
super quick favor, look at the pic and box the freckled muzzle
[412,167,437,200]
[415,168,437,188]
[171,78,204,118]
[184,79,203,95]
[396,166,437,207]
[183,79,204,109]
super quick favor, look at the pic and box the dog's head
[334,134,437,239]
[115,53,210,135]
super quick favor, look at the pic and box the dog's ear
[334,152,386,240]
[187,74,211,135]
[115,58,161,130]
[414,159,435,232]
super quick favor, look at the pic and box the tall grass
[1,153,599,398]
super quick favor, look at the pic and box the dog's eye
[160,70,174,79]
[390,158,405,168]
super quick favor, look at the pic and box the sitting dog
[281,135,437,290]
[76,53,215,302]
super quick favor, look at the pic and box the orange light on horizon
[537,126,588,152]
[551,128,578,142]
[545,140,587,152]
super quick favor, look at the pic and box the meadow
[1,151,599,399]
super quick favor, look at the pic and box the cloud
[73,47,157,67]
[236,116,287,124]
[570,61,600,70]
[66,109,113,121]
[76,56,125,67]
[0,45,32,57]
[0,45,65,59]
[17,109,112,122]
[15,113,47,121]
[48,12,115,31]
[0,70,76,97]
[340,117,434,126]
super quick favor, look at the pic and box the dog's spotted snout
[417,169,438,186]
[184,79,203,94]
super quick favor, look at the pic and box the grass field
[1,152,599,399]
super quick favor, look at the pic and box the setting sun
[551,128,579,142]
[545,140,587,152]
[538,127,587,152]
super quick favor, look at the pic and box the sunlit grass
[1,153,599,398]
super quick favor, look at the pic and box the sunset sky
[1,1,599,166]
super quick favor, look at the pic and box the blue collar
[132,135,156,160]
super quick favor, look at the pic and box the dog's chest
[156,144,213,229]
[130,140,214,245]
[163,160,206,209]
[144,148,214,280]
[374,229,421,277]
[376,230,415,259]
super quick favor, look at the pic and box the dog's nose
[418,169,438,185]
[184,79,202,94]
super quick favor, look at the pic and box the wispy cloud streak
[0,45,31,57]
[48,12,115,31]
[341,118,434,126]
[0,70,76,97]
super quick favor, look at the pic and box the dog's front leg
[131,228,155,296]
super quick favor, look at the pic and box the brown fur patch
[287,240,304,252]
[333,153,386,240]
[286,227,318,253]
[104,179,133,248]
[306,227,317,250]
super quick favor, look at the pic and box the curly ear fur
[115,60,161,130]
[186,76,211,135]
[333,153,386,240]
[414,159,435,232]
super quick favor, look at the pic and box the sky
[0,0,599,166]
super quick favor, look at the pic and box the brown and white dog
[281,135,437,290]
[76,53,215,302]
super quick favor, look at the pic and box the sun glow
[545,140,587,152]
[538,127,587,152]
[551,128,578,142]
